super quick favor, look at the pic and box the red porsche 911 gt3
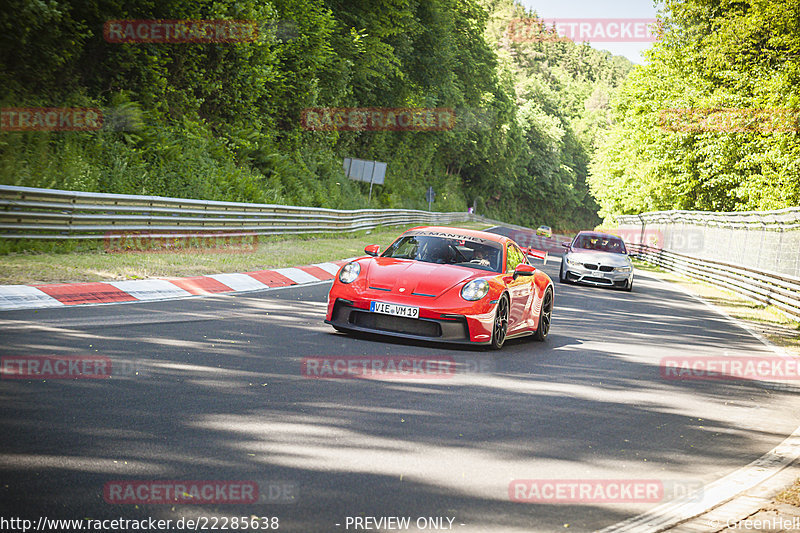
[325,226,554,349]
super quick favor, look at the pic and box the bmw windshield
[572,235,627,254]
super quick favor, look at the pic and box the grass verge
[0,221,495,285]
[777,479,800,507]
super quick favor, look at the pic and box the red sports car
[325,226,554,349]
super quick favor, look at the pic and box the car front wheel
[533,287,553,341]
[490,296,509,350]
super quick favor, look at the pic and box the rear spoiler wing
[524,247,548,265]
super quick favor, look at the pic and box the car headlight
[614,265,632,273]
[338,262,361,284]
[461,279,490,301]
[566,256,582,266]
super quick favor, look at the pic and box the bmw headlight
[614,265,632,273]
[566,256,582,266]
[338,262,361,284]
[461,279,490,301]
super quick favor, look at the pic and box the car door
[505,243,533,332]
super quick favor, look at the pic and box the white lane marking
[314,262,342,276]
[596,270,800,533]
[207,273,268,292]
[273,267,320,284]
[0,286,64,310]
[108,280,192,301]
[596,426,800,532]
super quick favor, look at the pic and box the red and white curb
[0,261,349,311]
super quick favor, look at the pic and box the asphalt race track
[1,253,799,532]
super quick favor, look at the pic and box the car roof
[403,226,509,245]
[574,231,624,240]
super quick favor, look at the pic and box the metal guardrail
[0,185,473,239]
[617,206,800,279]
[629,243,800,319]
[617,208,800,230]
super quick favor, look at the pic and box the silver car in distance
[559,231,634,291]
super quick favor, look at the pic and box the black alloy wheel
[533,287,553,341]
[490,296,509,350]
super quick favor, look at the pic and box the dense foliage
[0,0,631,229]
[590,0,800,221]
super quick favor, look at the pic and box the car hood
[362,258,479,297]
[567,250,630,266]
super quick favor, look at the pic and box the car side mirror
[513,263,536,279]
[561,242,570,248]
[364,244,380,257]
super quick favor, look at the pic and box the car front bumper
[325,297,495,345]
[563,264,632,288]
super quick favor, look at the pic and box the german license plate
[370,301,419,319]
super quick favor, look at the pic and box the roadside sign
[343,158,387,201]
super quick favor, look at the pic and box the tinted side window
[516,245,530,265]
[506,244,524,272]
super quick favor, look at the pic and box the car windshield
[573,235,627,254]
[382,235,503,272]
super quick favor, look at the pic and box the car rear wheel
[533,287,553,341]
[490,296,509,350]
